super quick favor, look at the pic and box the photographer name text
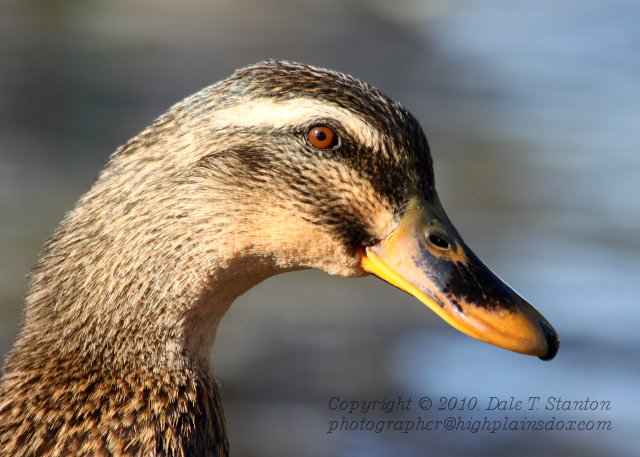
[328,395,611,413]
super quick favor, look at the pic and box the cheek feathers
[188,96,407,248]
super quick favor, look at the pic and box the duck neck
[1,197,284,455]
[8,181,289,368]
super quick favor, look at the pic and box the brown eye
[307,125,337,149]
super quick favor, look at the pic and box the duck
[0,61,558,456]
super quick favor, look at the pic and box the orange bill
[361,198,559,360]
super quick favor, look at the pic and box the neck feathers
[0,176,252,455]
[0,351,228,456]
[0,135,290,454]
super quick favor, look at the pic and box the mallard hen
[0,61,558,456]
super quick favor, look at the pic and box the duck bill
[361,199,559,360]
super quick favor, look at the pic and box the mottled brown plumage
[0,61,434,455]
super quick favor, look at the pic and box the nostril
[427,233,451,250]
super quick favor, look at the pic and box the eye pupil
[307,125,337,149]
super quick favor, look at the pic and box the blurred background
[1,0,638,455]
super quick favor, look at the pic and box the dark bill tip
[538,320,560,361]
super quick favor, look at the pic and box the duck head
[33,61,557,362]
[146,61,556,360]
[0,60,562,457]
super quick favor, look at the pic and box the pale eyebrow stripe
[209,97,383,149]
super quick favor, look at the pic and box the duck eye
[307,125,337,149]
